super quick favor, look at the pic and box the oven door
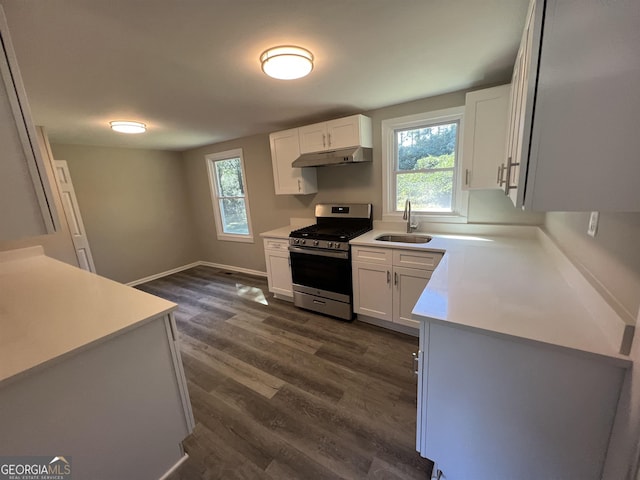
[288,246,352,303]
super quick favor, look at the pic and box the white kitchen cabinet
[503,0,640,211]
[269,128,317,195]
[263,237,293,300]
[461,84,510,190]
[298,114,372,154]
[416,320,625,480]
[352,260,393,322]
[0,7,59,241]
[352,246,441,330]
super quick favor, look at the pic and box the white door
[54,160,96,273]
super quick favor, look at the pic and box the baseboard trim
[158,453,189,480]
[126,262,201,286]
[356,314,419,337]
[199,261,266,278]
[127,261,267,286]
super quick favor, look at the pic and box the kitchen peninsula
[0,246,194,480]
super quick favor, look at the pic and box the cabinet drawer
[351,246,392,265]
[263,238,289,251]
[393,250,442,270]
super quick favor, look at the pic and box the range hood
[292,147,373,168]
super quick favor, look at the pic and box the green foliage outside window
[214,157,249,234]
[395,122,458,212]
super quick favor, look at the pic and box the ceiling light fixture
[109,121,147,134]
[260,46,314,80]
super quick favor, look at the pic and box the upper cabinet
[269,128,317,195]
[503,0,640,211]
[461,84,510,190]
[298,114,372,154]
[0,6,59,241]
[269,114,372,195]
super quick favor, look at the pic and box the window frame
[205,148,254,243]
[382,107,468,224]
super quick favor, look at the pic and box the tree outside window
[395,121,459,213]
[206,149,253,242]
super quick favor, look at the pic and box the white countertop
[0,247,177,385]
[259,225,297,239]
[351,228,631,367]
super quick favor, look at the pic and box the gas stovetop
[289,203,372,251]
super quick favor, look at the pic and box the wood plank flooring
[136,266,433,479]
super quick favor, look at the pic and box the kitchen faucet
[403,199,418,233]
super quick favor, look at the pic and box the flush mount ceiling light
[109,121,147,134]
[260,46,314,80]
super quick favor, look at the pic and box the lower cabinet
[0,313,194,480]
[417,320,626,480]
[352,246,442,329]
[263,237,293,299]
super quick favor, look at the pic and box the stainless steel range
[288,203,372,320]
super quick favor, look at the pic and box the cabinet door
[0,7,59,241]
[326,115,361,150]
[264,240,292,297]
[462,85,510,190]
[298,122,328,154]
[503,0,543,207]
[352,261,393,322]
[266,251,292,297]
[269,129,317,195]
[393,266,431,329]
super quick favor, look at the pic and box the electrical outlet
[588,211,599,237]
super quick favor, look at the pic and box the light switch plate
[588,211,599,237]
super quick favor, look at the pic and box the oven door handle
[288,246,349,259]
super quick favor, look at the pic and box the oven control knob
[313,240,319,246]
[335,243,341,249]
[293,239,299,245]
[328,242,333,248]
[301,239,306,245]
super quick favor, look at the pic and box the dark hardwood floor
[136,266,433,479]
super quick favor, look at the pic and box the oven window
[289,251,352,297]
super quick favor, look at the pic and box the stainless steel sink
[375,234,432,244]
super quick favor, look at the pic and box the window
[205,148,254,242]
[382,107,468,222]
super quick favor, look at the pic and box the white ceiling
[1,0,528,151]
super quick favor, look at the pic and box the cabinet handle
[322,134,326,148]
[465,168,470,186]
[387,270,391,284]
[412,351,419,375]
[297,179,301,192]
[497,164,506,186]
[394,272,398,286]
[504,156,520,194]
[327,132,332,147]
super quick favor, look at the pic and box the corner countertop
[0,247,177,386]
[350,227,631,368]
[259,225,296,239]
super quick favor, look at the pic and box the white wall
[50,144,202,284]
[545,212,640,479]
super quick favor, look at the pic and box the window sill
[382,213,468,225]
[216,233,254,243]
